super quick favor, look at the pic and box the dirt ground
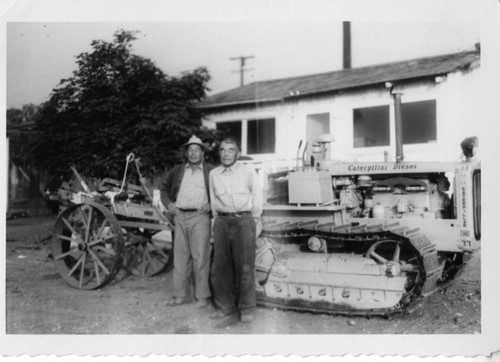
[4,215,481,334]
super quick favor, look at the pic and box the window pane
[401,100,436,144]
[353,106,390,148]
[247,118,275,154]
[216,121,242,148]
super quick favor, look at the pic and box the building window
[401,100,437,144]
[353,105,390,148]
[216,121,242,148]
[216,118,276,154]
[247,118,275,154]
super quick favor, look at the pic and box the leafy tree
[7,104,42,166]
[30,29,214,181]
[7,108,23,125]
[7,103,41,126]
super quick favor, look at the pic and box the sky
[5,20,482,109]
[0,0,496,108]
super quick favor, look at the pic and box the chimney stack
[343,21,351,69]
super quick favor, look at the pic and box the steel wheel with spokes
[51,203,125,289]
[366,239,425,299]
[123,232,173,277]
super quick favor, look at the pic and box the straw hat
[181,135,208,150]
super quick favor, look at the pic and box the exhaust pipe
[296,140,303,170]
[391,87,404,163]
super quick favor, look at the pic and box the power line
[230,55,254,87]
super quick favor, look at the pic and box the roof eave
[203,73,447,107]
[294,72,452,98]
[198,97,282,110]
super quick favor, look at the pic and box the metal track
[259,220,444,316]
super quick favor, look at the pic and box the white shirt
[209,161,263,218]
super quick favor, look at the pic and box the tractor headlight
[461,136,478,159]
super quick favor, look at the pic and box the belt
[178,208,198,213]
[218,211,252,217]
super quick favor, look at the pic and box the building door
[306,113,330,164]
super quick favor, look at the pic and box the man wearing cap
[162,135,213,308]
[209,137,263,323]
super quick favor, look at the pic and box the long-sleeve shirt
[209,161,263,218]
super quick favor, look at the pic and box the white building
[200,49,480,171]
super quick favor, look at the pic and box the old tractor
[51,154,173,289]
[255,110,480,316]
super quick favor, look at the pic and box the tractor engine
[332,173,452,220]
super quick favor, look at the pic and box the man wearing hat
[161,135,214,308]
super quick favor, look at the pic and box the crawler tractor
[255,104,480,317]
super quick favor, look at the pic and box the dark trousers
[211,214,256,315]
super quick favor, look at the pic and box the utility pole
[230,55,254,87]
